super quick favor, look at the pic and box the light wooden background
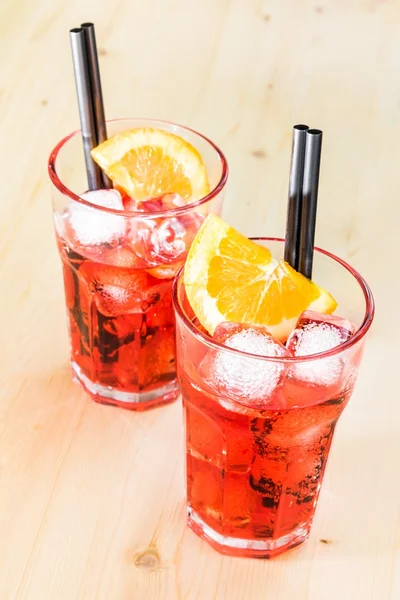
[0,1,398,598]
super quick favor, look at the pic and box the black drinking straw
[284,124,309,269]
[81,22,112,189]
[70,27,104,191]
[297,129,323,279]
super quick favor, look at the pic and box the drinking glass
[173,239,374,557]
[49,118,228,410]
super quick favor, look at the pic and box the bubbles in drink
[203,322,290,408]
[66,189,126,247]
[286,310,355,386]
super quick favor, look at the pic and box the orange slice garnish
[184,214,337,341]
[91,128,210,201]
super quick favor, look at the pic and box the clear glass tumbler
[48,118,228,410]
[173,239,374,557]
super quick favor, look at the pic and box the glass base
[187,508,311,558]
[72,362,180,411]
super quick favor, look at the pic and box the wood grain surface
[0,1,398,598]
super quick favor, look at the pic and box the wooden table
[0,1,398,598]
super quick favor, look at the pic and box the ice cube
[202,322,290,408]
[100,246,139,268]
[286,310,355,386]
[68,189,126,246]
[128,194,204,267]
[178,210,205,233]
[286,311,355,355]
[151,218,187,260]
[80,263,165,317]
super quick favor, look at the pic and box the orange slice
[184,214,337,341]
[91,128,210,201]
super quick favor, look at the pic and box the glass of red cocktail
[49,118,227,410]
[173,237,374,558]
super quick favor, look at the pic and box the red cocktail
[173,237,374,557]
[49,118,227,410]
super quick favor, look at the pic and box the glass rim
[47,117,229,219]
[172,237,375,363]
